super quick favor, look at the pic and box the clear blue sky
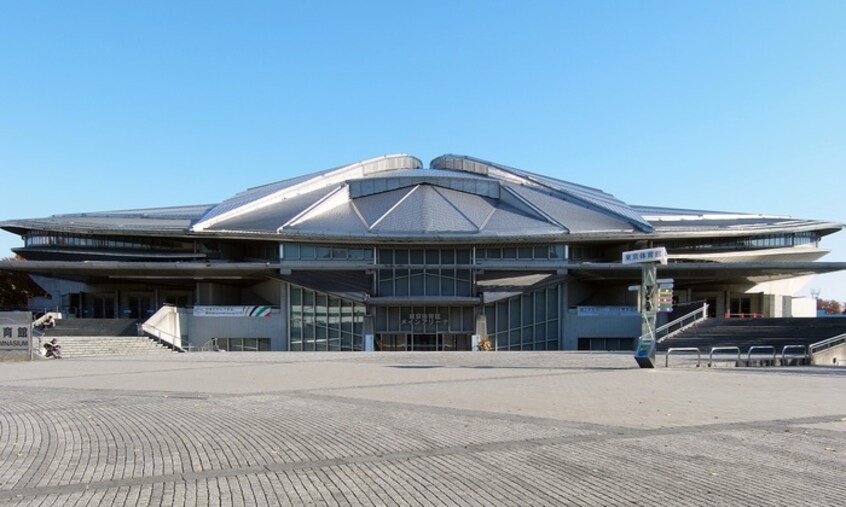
[1,1,845,301]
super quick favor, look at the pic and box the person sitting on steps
[44,338,62,359]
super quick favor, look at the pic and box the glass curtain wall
[289,285,365,351]
[484,285,559,350]
[377,248,473,297]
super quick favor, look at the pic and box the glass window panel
[449,307,462,331]
[535,290,545,321]
[425,272,440,296]
[332,247,348,259]
[410,270,424,295]
[519,247,533,259]
[441,249,454,264]
[509,329,521,349]
[378,249,393,264]
[395,272,408,297]
[503,247,517,259]
[547,287,558,318]
[290,318,302,339]
[509,299,521,328]
[410,249,424,265]
[379,279,393,297]
[496,302,508,333]
[522,293,533,323]
[395,249,408,265]
[388,307,400,331]
[456,280,471,296]
[317,246,330,259]
[521,326,532,345]
[426,249,439,265]
[534,246,548,259]
[329,298,340,328]
[456,249,471,264]
[440,273,455,296]
[301,244,316,259]
[283,243,299,259]
[485,305,496,334]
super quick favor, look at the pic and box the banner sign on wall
[193,306,272,317]
[577,306,638,317]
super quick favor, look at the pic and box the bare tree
[816,298,844,315]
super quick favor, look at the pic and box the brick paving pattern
[1,352,845,506]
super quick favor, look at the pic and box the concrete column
[277,281,289,351]
[559,281,570,350]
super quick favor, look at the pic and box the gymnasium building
[1,154,843,352]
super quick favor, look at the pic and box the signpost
[0,312,33,361]
[622,247,668,368]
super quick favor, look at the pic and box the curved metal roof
[193,153,652,240]
[0,154,842,244]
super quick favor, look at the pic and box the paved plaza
[0,352,844,506]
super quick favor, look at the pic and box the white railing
[655,303,709,343]
[809,333,846,355]
[140,305,184,352]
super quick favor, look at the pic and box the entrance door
[730,297,752,317]
[378,334,408,351]
[377,333,472,351]
[92,295,116,319]
[127,294,154,320]
[412,334,438,351]
[442,334,471,351]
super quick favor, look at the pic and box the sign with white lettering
[193,306,272,317]
[400,313,449,326]
[0,312,32,354]
[622,247,668,265]
[577,306,639,317]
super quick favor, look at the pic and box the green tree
[0,256,48,308]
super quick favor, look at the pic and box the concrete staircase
[39,319,175,357]
[43,318,138,337]
[39,335,174,358]
[658,318,846,353]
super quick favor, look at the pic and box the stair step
[38,335,175,357]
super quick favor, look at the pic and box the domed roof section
[192,153,652,240]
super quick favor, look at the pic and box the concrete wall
[811,342,846,366]
[181,310,285,350]
[561,309,641,350]
[791,297,817,317]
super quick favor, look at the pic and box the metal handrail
[709,346,741,366]
[665,347,701,367]
[144,327,184,352]
[809,333,846,355]
[746,345,776,366]
[781,345,808,364]
[655,303,709,343]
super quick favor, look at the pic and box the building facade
[1,154,844,351]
